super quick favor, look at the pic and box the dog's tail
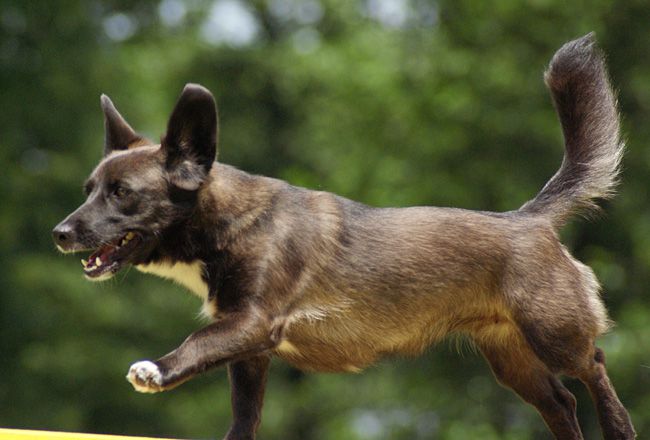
[519,33,623,229]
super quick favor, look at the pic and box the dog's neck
[196,162,283,248]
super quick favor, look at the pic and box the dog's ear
[162,83,218,191]
[101,94,144,156]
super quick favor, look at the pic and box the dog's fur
[53,34,635,439]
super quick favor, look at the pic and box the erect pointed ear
[101,94,145,156]
[162,83,218,191]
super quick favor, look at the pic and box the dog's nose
[52,222,75,248]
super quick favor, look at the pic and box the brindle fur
[53,34,635,439]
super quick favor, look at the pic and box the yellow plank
[0,429,178,440]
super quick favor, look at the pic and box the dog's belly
[274,338,368,373]
[272,306,447,373]
[271,287,515,373]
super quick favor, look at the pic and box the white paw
[126,360,164,393]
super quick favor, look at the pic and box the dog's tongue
[86,244,117,266]
[99,245,116,260]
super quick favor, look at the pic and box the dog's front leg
[224,355,270,440]
[126,310,272,393]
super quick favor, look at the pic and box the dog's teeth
[95,257,102,266]
[120,232,134,246]
[81,259,88,267]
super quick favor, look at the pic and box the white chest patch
[136,260,209,300]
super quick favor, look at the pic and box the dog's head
[52,84,218,280]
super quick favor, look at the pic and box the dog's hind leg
[576,347,636,440]
[478,333,583,440]
[508,275,636,437]
[224,355,271,440]
[508,306,635,438]
[516,324,635,439]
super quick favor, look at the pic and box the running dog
[53,34,635,439]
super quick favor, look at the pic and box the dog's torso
[134,163,598,374]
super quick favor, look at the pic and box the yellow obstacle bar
[0,429,178,440]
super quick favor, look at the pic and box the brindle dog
[53,34,635,439]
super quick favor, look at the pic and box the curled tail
[519,33,624,229]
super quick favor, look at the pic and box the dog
[53,33,635,439]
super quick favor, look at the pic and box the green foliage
[1,1,649,438]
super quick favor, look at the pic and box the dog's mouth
[81,231,142,279]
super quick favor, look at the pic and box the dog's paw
[126,360,165,393]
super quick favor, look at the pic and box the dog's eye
[114,186,129,198]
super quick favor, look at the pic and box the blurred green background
[1,0,649,439]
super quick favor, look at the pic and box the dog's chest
[136,260,209,299]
